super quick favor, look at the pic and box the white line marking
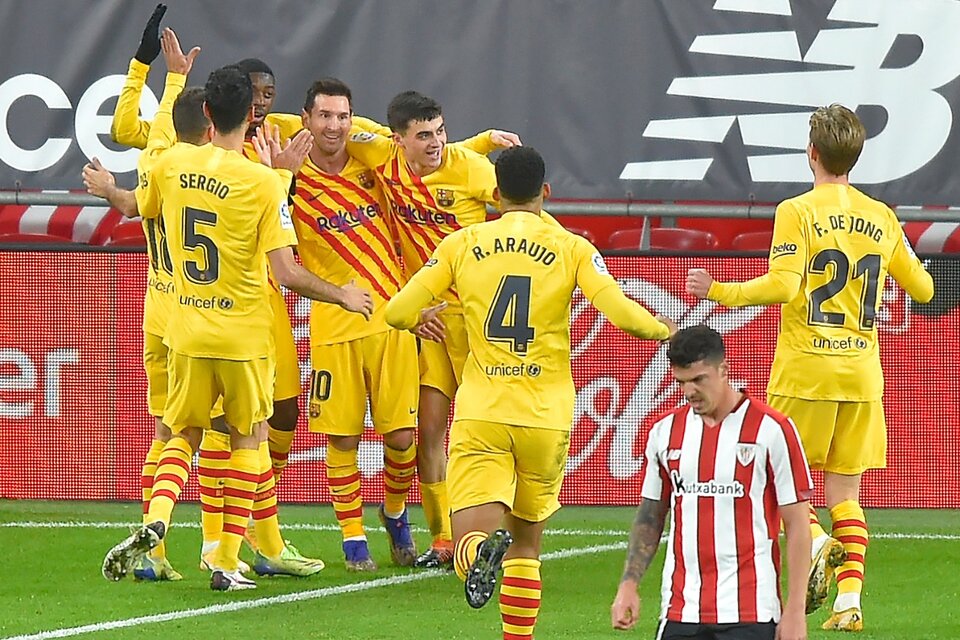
[2,522,956,540]
[1,542,626,640]
[0,521,629,537]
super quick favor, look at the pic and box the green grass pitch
[1,501,958,639]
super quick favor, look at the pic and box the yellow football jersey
[291,155,403,345]
[400,211,635,431]
[716,183,933,401]
[135,142,297,360]
[346,134,496,310]
[136,72,184,338]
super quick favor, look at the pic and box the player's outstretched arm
[592,285,674,340]
[687,268,802,307]
[778,501,811,640]
[111,3,167,148]
[82,158,138,218]
[267,246,373,319]
[611,497,668,631]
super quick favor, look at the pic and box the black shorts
[656,620,777,640]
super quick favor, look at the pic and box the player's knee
[269,397,299,431]
[328,434,361,453]
[384,428,415,451]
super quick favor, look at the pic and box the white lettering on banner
[567,278,765,478]
[0,74,158,173]
[622,0,960,184]
[0,347,78,418]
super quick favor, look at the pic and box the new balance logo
[621,0,960,185]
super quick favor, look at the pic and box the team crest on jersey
[436,188,455,207]
[350,131,376,143]
[736,444,756,466]
[309,402,321,419]
[358,171,376,190]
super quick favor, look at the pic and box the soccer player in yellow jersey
[111,26,304,474]
[686,104,934,631]
[348,90,524,568]
[386,147,676,639]
[101,65,373,592]
[291,78,419,570]
[84,24,201,583]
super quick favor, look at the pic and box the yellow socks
[383,442,417,517]
[454,530,488,581]
[146,437,193,528]
[252,441,285,559]
[141,439,165,559]
[267,426,296,481]
[326,444,365,540]
[214,448,259,572]
[831,500,868,604]
[809,503,828,540]
[500,558,542,640]
[198,430,230,548]
[420,480,452,543]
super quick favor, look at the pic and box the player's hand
[272,129,314,173]
[611,582,641,630]
[489,130,522,149]
[775,608,807,640]
[685,268,715,299]
[252,124,281,168]
[414,301,448,342]
[340,279,374,320]
[134,3,167,65]
[81,157,117,199]
[160,27,200,76]
[656,314,678,339]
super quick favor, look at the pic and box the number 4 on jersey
[484,275,535,354]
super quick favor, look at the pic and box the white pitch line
[1,542,626,640]
[1,521,958,540]
[0,521,629,537]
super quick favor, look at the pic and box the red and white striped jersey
[640,393,813,625]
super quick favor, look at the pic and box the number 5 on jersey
[484,275,535,354]
[182,207,220,284]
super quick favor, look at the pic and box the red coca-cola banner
[1,252,957,507]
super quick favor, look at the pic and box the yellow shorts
[143,331,168,417]
[419,311,468,399]
[271,287,302,402]
[307,329,418,436]
[768,394,886,474]
[447,419,570,523]
[164,351,273,435]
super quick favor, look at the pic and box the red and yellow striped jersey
[291,155,404,345]
[347,134,496,311]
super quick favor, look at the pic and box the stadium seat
[0,232,72,244]
[649,228,719,251]
[607,228,644,249]
[731,230,774,252]
[107,221,146,244]
[565,226,598,245]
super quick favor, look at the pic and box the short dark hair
[495,146,545,203]
[172,87,210,144]
[204,65,253,133]
[303,77,353,113]
[234,58,274,79]
[387,90,442,133]
[667,326,725,367]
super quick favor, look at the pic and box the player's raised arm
[82,158,138,218]
[687,201,805,305]
[888,229,934,303]
[574,239,674,340]
[111,3,167,148]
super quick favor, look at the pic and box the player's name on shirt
[468,235,558,266]
[389,198,457,227]
[178,172,230,199]
[810,213,886,243]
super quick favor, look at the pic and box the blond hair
[809,104,866,176]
